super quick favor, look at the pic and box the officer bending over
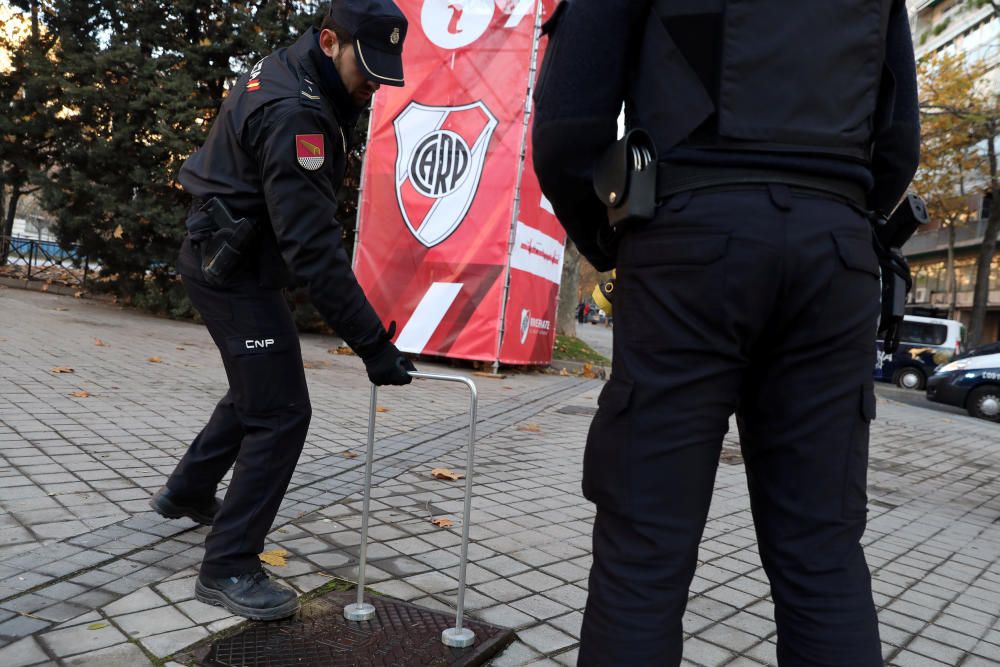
[150,0,414,621]
[534,1,918,665]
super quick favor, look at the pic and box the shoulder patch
[296,134,325,171]
[300,77,322,108]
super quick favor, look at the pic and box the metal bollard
[343,371,479,649]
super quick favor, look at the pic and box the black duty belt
[656,164,867,208]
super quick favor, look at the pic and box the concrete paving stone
[472,604,536,629]
[35,601,91,624]
[699,622,759,653]
[101,586,167,617]
[154,575,198,603]
[402,571,460,595]
[176,599,235,625]
[38,621,127,658]
[488,639,542,667]
[683,636,736,667]
[409,595,454,614]
[517,623,577,654]
[0,636,49,667]
[509,594,570,621]
[552,647,579,666]
[368,578,425,601]
[510,570,564,594]
[903,635,968,665]
[889,648,952,666]
[543,584,588,610]
[62,642,155,666]
[139,626,209,658]
[479,554,533,577]
[206,615,244,634]
[474,578,532,603]
[113,605,195,640]
[549,610,583,639]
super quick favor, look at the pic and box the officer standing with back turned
[533,1,919,665]
[149,0,415,621]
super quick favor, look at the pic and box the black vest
[630,0,895,163]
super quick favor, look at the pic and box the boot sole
[195,580,300,621]
[148,496,215,526]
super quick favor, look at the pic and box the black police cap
[328,0,408,87]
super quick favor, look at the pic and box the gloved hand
[361,322,416,386]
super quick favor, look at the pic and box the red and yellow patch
[246,79,261,92]
[296,134,325,171]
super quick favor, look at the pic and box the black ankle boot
[195,569,300,621]
[149,487,221,525]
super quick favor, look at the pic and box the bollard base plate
[442,627,476,648]
[343,602,376,621]
[177,590,513,667]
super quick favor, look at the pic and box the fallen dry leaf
[376,405,389,413]
[55,307,68,311]
[431,468,464,481]
[94,338,106,347]
[431,517,455,528]
[113,224,124,239]
[70,391,91,398]
[559,368,569,376]
[518,423,541,433]
[342,450,359,459]
[41,284,49,292]
[50,367,75,374]
[87,622,109,631]
[259,548,289,567]
[147,357,162,363]
[73,291,84,299]
[582,362,598,379]
[331,345,355,356]
[303,360,331,369]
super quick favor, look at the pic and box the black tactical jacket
[178,29,385,356]
[533,0,920,271]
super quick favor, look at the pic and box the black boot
[195,569,299,621]
[149,487,221,526]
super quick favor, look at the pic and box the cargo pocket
[843,383,876,519]
[583,378,634,513]
[226,332,309,415]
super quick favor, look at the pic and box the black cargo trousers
[578,185,883,667]
[167,267,311,579]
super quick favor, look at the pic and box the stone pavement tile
[38,621,128,658]
[902,636,968,665]
[207,616,244,634]
[35,601,91,623]
[543,584,588,610]
[540,560,590,584]
[101,587,166,617]
[683,636,736,666]
[510,570,564,594]
[478,554,533,577]
[553,647,579,666]
[0,614,52,639]
[888,648,952,666]
[549,611,583,639]
[53,611,101,630]
[62,642,155,666]
[474,578,532,603]
[744,640,777,666]
[402,571,459,595]
[517,623,577,654]
[473,604,536,629]
[114,606,193,639]
[0,636,48,667]
[368,578,424,601]
[510,594,570,621]
[524,659,561,666]
[488,639,542,666]
[154,575,198,603]
[176,599,235,625]
[139,626,209,658]
[698,622,759,653]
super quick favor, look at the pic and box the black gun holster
[185,197,257,287]
[593,128,659,232]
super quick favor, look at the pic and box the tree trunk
[1,188,21,267]
[968,129,999,347]
[0,184,6,266]
[947,222,957,317]
[556,241,581,337]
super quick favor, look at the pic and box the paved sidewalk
[2,286,1000,666]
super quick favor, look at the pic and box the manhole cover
[178,590,514,667]
[557,405,597,416]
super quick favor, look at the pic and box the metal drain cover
[178,590,514,667]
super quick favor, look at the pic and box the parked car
[954,341,1000,361]
[926,351,1000,421]
[874,315,966,390]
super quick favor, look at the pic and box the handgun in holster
[873,193,928,353]
[185,197,257,287]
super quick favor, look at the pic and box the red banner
[353,0,562,365]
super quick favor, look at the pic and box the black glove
[361,322,416,386]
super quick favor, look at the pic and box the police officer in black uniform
[149,0,414,621]
[533,1,919,665]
